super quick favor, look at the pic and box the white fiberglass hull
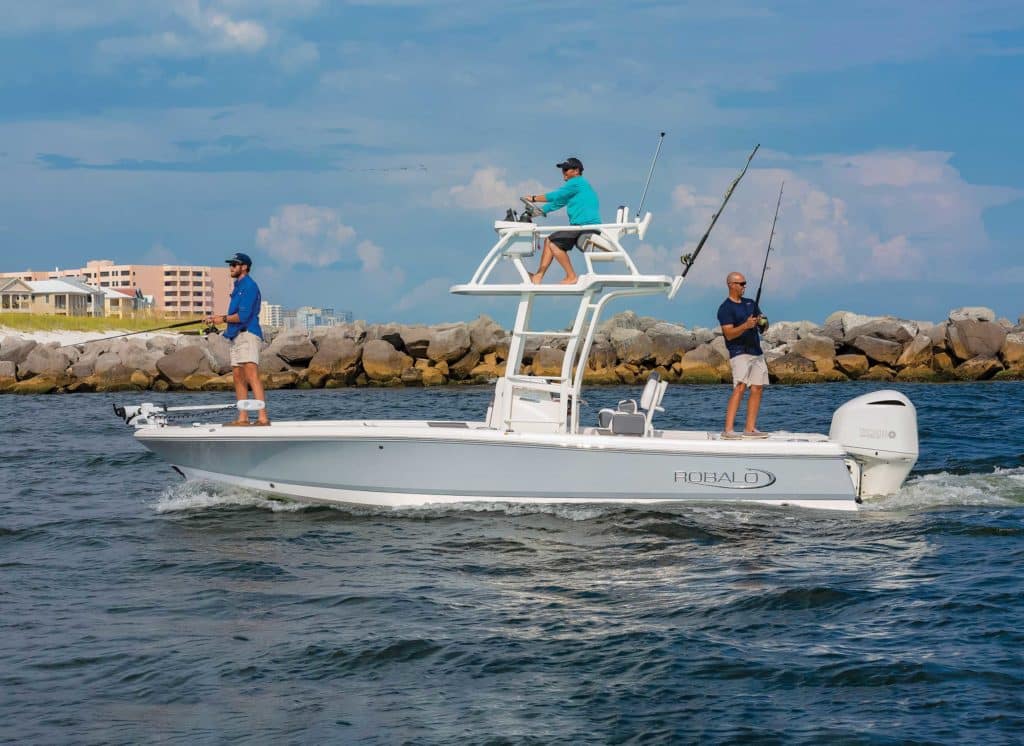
[137,420,863,511]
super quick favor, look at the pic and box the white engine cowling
[829,390,918,498]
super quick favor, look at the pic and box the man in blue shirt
[716,271,768,438]
[205,252,270,426]
[522,156,601,285]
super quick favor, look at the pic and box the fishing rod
[635,131,666,219]
[754,180,784,308]
[678,143,760,279]
[59,318,214,348]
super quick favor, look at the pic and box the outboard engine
[829,390,918,498]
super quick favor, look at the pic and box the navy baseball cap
[225,252,252,267]
[556,157,584,172]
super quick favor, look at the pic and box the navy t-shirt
[717,297,763,358]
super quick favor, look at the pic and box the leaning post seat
[597,372,667,436]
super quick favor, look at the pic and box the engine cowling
[829,390,918,498]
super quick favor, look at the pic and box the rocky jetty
[2,307,1023,394]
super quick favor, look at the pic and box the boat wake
[864,466,1024,512]
[153,481,309,514]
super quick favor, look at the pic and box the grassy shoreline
[0,313,206,333]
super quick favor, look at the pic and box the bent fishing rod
[678,143,760,279]
[754,180,784,308]
[59,318,216,348]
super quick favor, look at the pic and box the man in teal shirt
[523,157,600,285]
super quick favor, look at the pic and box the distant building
[283,305,353,331]
[0,277,104,316]
[0,259,230,317]
[259,303,284,329]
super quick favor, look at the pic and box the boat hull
[137,422,860,511]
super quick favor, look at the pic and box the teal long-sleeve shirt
[543,175,600,225]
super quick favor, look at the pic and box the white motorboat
[117,203,919,512]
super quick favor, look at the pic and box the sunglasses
[731,281,746,286]
[228,262,241,267]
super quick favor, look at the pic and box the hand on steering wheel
[520,196,544,218]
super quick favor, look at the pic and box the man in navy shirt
[205,252,270,426]
[716,271,768,438]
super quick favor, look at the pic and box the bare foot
[529,272,543,285]
[558,275,579,285]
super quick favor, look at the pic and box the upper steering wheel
[520,197,544,218]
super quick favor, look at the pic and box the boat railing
[457,211,654,291]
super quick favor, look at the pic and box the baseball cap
[556,157,584,172]
[225,252,252,267]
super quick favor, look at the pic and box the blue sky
[1,0,1022,329]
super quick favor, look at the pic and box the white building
[260,303,283,329]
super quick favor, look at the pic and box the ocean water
[2,382,1023,744]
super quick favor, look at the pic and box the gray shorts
[729,354,769,387]
[230,331,261,366]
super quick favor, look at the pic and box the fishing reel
[757,316,769,333]
[202,323,221,336]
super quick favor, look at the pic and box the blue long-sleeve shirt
[543,175,601,225]
[224,274,263,341]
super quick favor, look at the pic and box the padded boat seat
[596,372,668,436]
[577,231,616,253]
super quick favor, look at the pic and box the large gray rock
[468,315,506,355]
[532,346,565,377]
[763,322,799,346]
[203,334,233,374]
[156,346,214,384]
[826,310,876,337]
[916,321,947,350]
[599,310,643,332]
[820,319,845,344]
[427,324,472,363]
[400,326,433,358]
[307,334,362,384]
[850,335,902,365]
[362,339,413,381]
[274,335,317,366]
[844,318,916,344]
[0,360,16,379]
[791,334,836,362]
[609,327,654,364]
[679,341,726,370]
[1001,333,1024,366]
[948,306,996,323]
[947,319,1006,360]
[70,347,103,378]
[365,323,406,351]
[146,335,179,354]
[896,335,932,368]
[954,356,1003,380]
[0,337,38,365]
[18,344,74,379]
[692,327,716,346]
[647,322,695,366]
[588,336,617,369]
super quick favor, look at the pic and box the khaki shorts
[729,354,769,387]
[230,331,261,367]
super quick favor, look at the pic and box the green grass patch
[0,313,206,333]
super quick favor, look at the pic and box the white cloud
[446,167,545,210]
[255,204,357,267]
[254,205,404,286]
[646,150,1021,294]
